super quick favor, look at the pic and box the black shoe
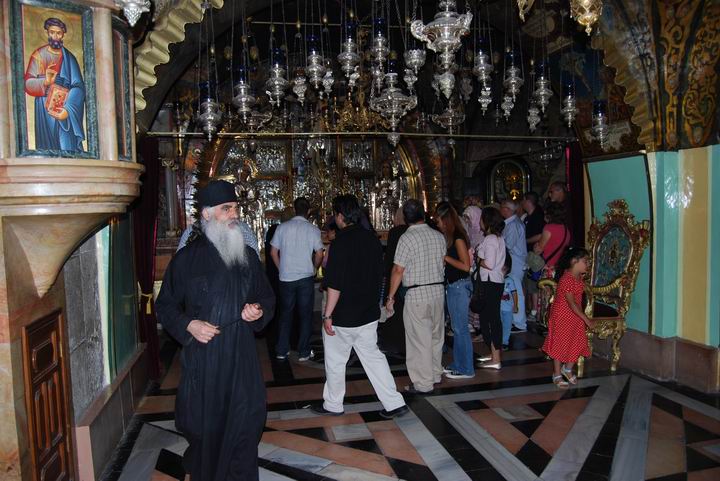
[502,344,510,351]
[511,326,527,333]
[309,404,344,416]
[379,405,409,419]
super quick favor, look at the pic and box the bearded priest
[156,180,276,481]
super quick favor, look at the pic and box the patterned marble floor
[100,325,720,481]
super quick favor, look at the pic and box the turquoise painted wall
[653,152,681,338]
[709,145,720,347]
[587,156,652,333]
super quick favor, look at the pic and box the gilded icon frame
[10,0,99,158]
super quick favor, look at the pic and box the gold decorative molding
[133,0,223,113]
[682,1,720,147]
[658,0,703,150]
[594,0,661,151]
[0,158,143,297]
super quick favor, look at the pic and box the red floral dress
[542,272,591,363]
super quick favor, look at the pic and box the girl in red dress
[542,247,595,388]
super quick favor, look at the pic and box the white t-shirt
[270,216,324,282]
[477,234,506,283]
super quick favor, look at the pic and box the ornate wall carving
[598,0,719,152]
[595,0,660,151]
[682,1,720,147]
[657,0,703,150]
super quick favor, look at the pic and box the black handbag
[469,278,486,314]
[469,252,486,313]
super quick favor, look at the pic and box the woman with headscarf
[463,205,484,336]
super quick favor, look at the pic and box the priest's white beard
[202,215,247,267]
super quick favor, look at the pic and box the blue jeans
[275,276,315,357]
[501,309,513,346]
[446,278,474,376]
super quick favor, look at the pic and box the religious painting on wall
[112,23,132,160]
[489,159,529,203]
[10,0,98,158]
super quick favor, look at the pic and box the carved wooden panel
[23,311,74,481]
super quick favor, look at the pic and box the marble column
[0,1,143,479]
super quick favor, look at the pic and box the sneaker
[511,326,527,333]
[445,371,475,380]
[379,405,409,419]
[275,352,289,361]
[298,350,315,362]
[476,355,492,362]
[442,366,455,374]
[309,404,344,416]
[478,362,502,370]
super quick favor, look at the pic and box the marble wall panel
[63,236,106,422]
[89,388,125,479]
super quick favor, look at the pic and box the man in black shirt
[522,191,545,320]
[311,195,408,419]
[523,191,545,252]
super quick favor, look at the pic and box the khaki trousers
[403,296,445,392]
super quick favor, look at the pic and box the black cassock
[156,235,275,481]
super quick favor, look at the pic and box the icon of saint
[24,17,86,152]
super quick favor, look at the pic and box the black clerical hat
[197,180,237,208]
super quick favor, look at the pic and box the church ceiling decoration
[596,0,719,152]
[134,0,223,113]
[682,0,720,148]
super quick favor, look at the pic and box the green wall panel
[109,213,138,376]
[709,145,720,347]
[587,156,652,333]
[652,152,681,338]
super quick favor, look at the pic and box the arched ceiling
[133,0,720,152]
[133,0,544,134]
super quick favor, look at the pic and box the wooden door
[22,311,74,481]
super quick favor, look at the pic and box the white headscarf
[463,205,484,249]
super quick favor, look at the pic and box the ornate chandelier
[232,67,256,122]
[533,62,552,113]
[265,48,289,108]
[370,65,417,133]
[116,0,150,27]
[306,35,326,91]
[198,83,223,140]
[591,100,609,149]
[337,20,361,81]
[410,0,473,73]
[560,83,578,128]
[431,101,465,134]
[527,101,540,133]
[571,0,604,35]
[503,49,523,102]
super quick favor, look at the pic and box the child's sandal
[561,367,578,385]
[552,375,569,388]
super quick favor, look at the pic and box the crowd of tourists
[264,182,581,396]
[156,179,596,479]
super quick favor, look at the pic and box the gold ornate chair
[538,199,650,377]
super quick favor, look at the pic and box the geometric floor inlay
[99,326,720,481]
